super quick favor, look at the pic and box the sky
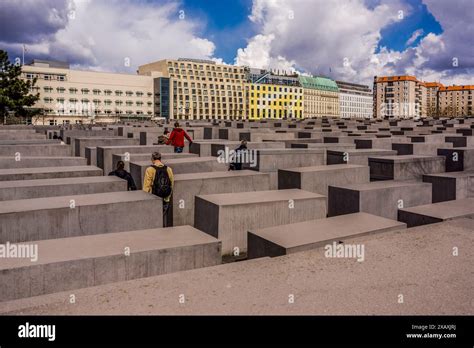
[0,0,473,86]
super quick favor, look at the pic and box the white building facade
[336,81,373,119]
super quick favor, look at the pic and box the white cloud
[406,29,424,46]
[235,0,410,85]
[2,0,218,72]
[235,34,297,72]
[235,0,473,86]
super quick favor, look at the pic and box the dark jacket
[108,169,137,191]
[229,145,248,171]
[166,128,192,148]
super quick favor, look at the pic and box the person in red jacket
[166,122,193,153]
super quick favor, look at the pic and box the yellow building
[247,83,303,120]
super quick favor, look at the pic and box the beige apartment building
[373,75,427,118]
[298,76,339,118]
[22,60,155,125]
[138,58,248,120]
[438,85,474,116]
[425,82,444,116]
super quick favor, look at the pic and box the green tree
[0,50,40,124]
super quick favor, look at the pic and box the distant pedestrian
[143,152,174,227]
[108,161,137,191]
[157,130,170,145]
[229,140,248,171]
[166,122,193,153]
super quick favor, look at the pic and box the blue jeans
[174,146,183,153]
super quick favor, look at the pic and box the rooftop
[298,76,339,92]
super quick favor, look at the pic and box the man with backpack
[166,122,193,153]
[142,152,174,227]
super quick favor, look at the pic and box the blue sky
[178,0,444,64]
[377,0,443,52]
[181,0,254,63]
[0,0,472,85]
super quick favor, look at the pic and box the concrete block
[327,149,396,166]
[392,142,453,156]
[244,148,326,172]
[398,198,474,227]
[0,166,102,182]
[0,226,220,301]
[278,164,370,196]
[354,138,397,150]
[0,140,60,145]
[369,155,445,181]
[437,147,474,172]
[130,157,228,190]
[290,143,356,152]
[328,180,432,220]
[85,147,97,166]
[210,141,286,157]
[112,152,198,172]
[96,145,174,175]
[172,170,271,227]
[0,156,86,169]
[74,137,139,157]
[195,189,326,255]
[423,171,474,202]
[0,176,127,201]
[0,144,70,157]
[248,212,406,259]
[0,191,162,243]
[241,148,325,189]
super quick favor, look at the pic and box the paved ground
[1,219,472,315]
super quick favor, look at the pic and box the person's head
[151,152,162,163]
[174,122,180,128]
[241,140,248,147]
[116,161,125,170]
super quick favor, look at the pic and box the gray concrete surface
[398,198,474,227]
[0,225,220,301]
[0,166,103,181]
[0,191,162,243]
[130,157,228,190]
[369,155,446,180]
[328,180,432,220]
[195,189,326,255]
[248,212,406,258]
[278,164,370,196]
[423,171,474,202]
[0,176,127,201]
[172,170,271,226]
[1,219,470,315]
